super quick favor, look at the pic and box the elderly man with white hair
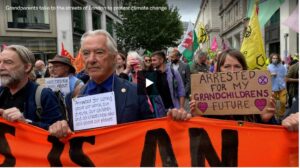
[34,59,50,78]
[49,30,191,138]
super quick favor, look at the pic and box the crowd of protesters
[0,29,298,135]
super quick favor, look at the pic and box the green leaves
[115,0,183,52]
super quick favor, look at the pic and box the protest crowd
[0,29,298,135]
[0,0,299,160]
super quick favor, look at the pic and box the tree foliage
[115,0,183,52]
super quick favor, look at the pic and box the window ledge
[5,28,52,33]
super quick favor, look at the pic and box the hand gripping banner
[0,117,298,166]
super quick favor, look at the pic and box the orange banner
[0,117,298,167]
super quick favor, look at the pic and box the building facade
[0,0,122,61]
[194,0,298,60]
[195,0,222,51]
[219,0,247,50]
[0,0,57,61]
[277,0,298,59]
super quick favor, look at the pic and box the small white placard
[72,92,117,131]
[45,77,70,95]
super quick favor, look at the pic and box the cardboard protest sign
[191,70,272,115]
[72,92,117,131]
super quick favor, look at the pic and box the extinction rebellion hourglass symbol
[257,75,268,85]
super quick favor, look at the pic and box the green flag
[247,0,285,29]
[178,22,199,64]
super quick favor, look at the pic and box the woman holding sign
[190,49,276,123]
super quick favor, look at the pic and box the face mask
[171,59,179,64]
[272,60,279,64]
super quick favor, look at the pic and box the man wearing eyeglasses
[48,55,84,95]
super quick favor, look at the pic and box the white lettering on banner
[45,77,70,95]
[72,92,117,131]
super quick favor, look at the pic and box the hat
[48,55,76,73]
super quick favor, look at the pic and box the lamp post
[284,33,289,59]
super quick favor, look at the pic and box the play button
[146,78,153,88]
[137,70,159,95]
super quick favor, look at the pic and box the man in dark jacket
[49,30,191,138]
[168,48,191,111]
[49,30,154,138]
[0,45,62,130]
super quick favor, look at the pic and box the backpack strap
[35,85,44,119]
[55,90,69,121]
[0,87,4,98]
[74,79,82,88]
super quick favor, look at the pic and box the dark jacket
[76,69,90,84]
[170,61,191,98]
[66,76,154,130]
[0,81,62,129]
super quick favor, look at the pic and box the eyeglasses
[144,60,151,63]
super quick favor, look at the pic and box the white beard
[0,74,22,87]
[0,68,25,87]
[0,75,13,86]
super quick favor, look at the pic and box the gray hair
[80,29,118,55]
[167,47,175,56]
[196,51,208,58]
[127,51,143,63]
[4,45,35,72]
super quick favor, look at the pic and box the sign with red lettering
[191,70,272,115]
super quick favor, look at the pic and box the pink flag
[283,6,299,32]
[211,36,218,52]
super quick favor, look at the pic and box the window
[106,0,113,11]
[269,9,280,25]
[234,4,238,21]
[97,0,105,5]
[92,10,102,30]
[221,16,224,32]
[230,9,234,26]
[72,0,86,35]
[7,0,49,29]
[106,16,113,36]
[238,1,243,19]
[226,12,230,28]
